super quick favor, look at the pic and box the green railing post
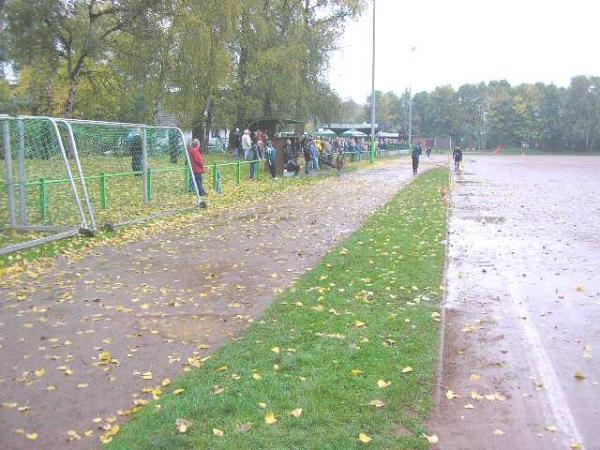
[236,161,241,186]
[370,141,376,164]
[212,163,218,191]
[100,172,108,209]
[146,167,153,201]
[39,178,46,222]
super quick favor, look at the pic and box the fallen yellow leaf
[34,368,45,378]
[265,411,277,425]
[235,423,252,433]
[574,371,586,380]
[401,366,413,373]
[446,390,460,400]
[358,433,372,444]
[98,351,112,364]
[212,428,224,437]
[176,419,191,433]
[173,389,185,395]
[289,408,303,418]
[423,433,439,444]
[377,379,391,389]
[351,369,364,376]
[369,399,385,408]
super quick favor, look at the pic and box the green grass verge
[107,167,449,450]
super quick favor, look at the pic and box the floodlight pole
[408,46,415,148]
[408,84,412,147]
[369,0,376,164]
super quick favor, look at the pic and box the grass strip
[108,167,449,450]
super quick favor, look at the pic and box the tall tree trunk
[64,62,84,118]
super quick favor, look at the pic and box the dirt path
[0,157,443,450]
[430,155,600,450]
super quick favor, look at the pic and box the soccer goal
[1,115,199,255]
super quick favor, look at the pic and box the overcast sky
[328,0,599,102]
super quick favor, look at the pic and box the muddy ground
[430,155,600,450]
[0,157,443,450]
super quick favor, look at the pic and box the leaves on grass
[265,412,277,424]
[377,379,391,389]
[358,433,372,444]
[289,408,303,418]
[235,423,252,433]
[369,399,385,408]
[175,419,191,434]
[212,428,224,437]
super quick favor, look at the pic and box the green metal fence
[1,115,406,255]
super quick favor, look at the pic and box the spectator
[264,140,277,178]
[303,139,312,174]
[249,140,263,179]
[242,129,252,160]
[127,129,143,174]
[230,128,241,159]
[310,138,320,172]
[335,149,345,177]
[188,139,207,204]
[285,158,300,176]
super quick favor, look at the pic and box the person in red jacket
[188,139,207,199]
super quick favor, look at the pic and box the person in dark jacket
[411,142,422,174]
[127,130,143,173]
[453,146,463,172]
[264,140,277,178]
[188,139,207,197]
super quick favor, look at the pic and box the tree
[563,75,600,151]
[4,0,156,117]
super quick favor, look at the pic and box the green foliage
[1,0,366,130]
[405,77,600,151]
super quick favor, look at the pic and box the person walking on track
[411,142,422,175]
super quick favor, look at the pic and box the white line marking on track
[506,276,584,448]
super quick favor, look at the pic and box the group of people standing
[233,128,278,178]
